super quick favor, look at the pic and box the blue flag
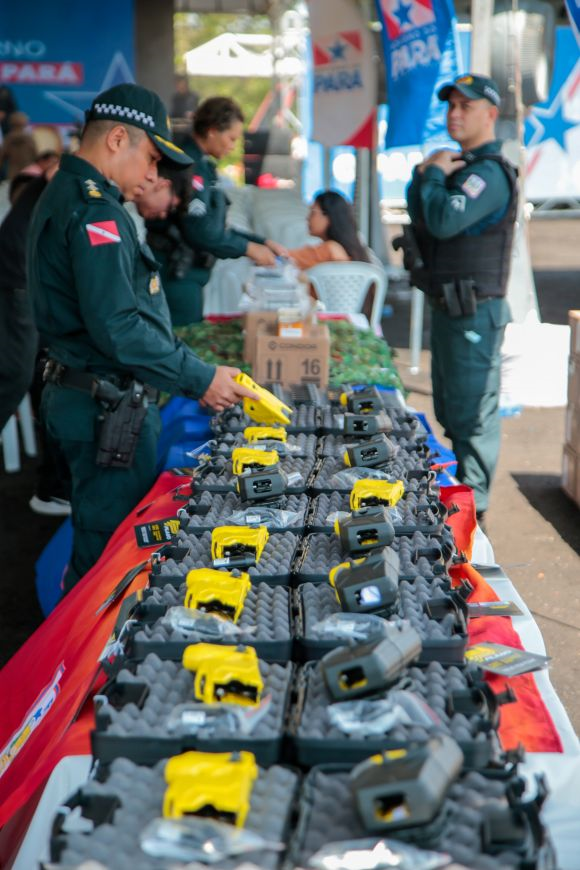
[375,0,462,148]
[564,0,580,45]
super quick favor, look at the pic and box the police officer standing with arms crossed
[28,84,259,593]
[405,74,517,531]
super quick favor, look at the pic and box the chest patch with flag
[461,174,487,199]
[192,175,204,191]
[86,220,121,246]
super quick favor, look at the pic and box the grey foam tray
[211,403,319,434]
[310,456,434,495]
[149,530,299,587]
[294,533,452,584]
[286,765,555,870]
[92,653,293,767]
[288,660,504,771]
[209,431,319,458]
[191,455,316,494]
[127,582,293,662]
[50,757,299,870]
[307,491,445,537]
[180,490,310,535]
[319,407,428,441]
[294,582,467,665]
[320,432,430,458]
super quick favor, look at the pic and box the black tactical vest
[414,153,518,299]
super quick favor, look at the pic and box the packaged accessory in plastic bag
[309,612,391,644]
[141,816,283,864]
[327,690,443,737]
[229,507,301,529]
[162,607,252,640]
[166,694,272,737]
[308,838,450,870]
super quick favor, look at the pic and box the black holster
[96,380,148,469]
[392,225,429,291]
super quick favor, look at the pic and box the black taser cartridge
[236,467,287,504]
[335,506,395,556]
[350,734,464,832]
[330,548,401,617]
[340,387,383,415]
[320,626,423,701]
[343,434,398,469]
[343,411,393,437]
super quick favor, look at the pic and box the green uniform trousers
[41,382,161,592]
[430,297,510,513]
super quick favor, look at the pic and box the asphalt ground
[1,217,579,737]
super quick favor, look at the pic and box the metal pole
[470,0,494,75]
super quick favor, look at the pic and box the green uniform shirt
[407,140,511,239]
[180,138,265,259]
[27,154,215,398]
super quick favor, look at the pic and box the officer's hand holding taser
[200,366,261,413]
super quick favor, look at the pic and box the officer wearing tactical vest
[28,83,259,593]
[405,74,516,529]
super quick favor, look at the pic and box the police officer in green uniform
[149,96,284,325]
[28,83,258,592]
[405,74,517,527]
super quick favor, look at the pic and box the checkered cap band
[92,103,155,128]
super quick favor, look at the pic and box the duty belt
[43,359,159,404]
[429,295,494,313]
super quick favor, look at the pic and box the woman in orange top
[287,190,370,270]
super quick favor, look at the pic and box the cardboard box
[243,310,278,365]
[568,354,580,408]
[569,310,580,359]
[252,323,330,388]
[562,443,580,504]
[565,404,580,452]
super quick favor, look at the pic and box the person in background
[28,83,259,592]
[0,85,17,137]
[286,190,370,270]
[151,96,281,325]
[170,74,200,121]
[405,74,516,531]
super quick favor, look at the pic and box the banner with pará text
[307,0,377,148]
[375,0,462,148]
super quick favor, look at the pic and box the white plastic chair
[306,261,388,332]
[1,393,38,473]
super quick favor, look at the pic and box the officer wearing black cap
[28,83,258,592]
[405,74,517,528]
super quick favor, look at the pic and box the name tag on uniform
[149,274,161,295]
[462,174,486,199]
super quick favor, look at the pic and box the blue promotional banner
[564,0,580,45]
[375,0,462,148]
[0,1,134,136]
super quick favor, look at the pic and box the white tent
[184,31,303,77]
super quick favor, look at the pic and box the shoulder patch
[81,178,104,201]
[449,194,466,212]
[188,198,207,217]
[86,220,121,246]
[192,175,204,191]
[461,174,487,199]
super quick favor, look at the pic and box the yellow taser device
[350,479,405,510]
[231,447,279,476]
[182,643,264,706]
[184,568,251,622]
[243,425,287,443]
[163,749,258,826]
[234,373,292,425]
[211,525,269,566]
